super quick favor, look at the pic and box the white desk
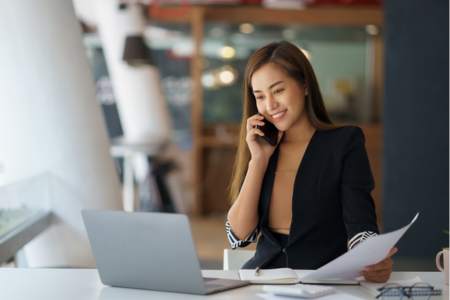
[0,268,446,300]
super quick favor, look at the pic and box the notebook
[238,268,359,285]
[239,268,299,284]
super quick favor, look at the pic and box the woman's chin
[273,118,292,131]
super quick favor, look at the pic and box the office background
[0,0,448,271]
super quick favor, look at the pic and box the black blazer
[242,125,379,270]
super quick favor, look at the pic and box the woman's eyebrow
[253,80,284,93]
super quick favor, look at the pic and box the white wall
[0,0,121,267]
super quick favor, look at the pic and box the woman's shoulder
[317,125,366,148]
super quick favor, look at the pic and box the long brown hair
[229,41,338,202]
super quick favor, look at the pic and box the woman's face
[250,62,307,132]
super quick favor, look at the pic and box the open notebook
[239,268,358,285]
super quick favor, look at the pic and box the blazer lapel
[288,130,327,247]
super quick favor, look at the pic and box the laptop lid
[82,210,207,294]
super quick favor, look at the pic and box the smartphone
[256,119,279,146]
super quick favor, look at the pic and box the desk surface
[0,268,446,300]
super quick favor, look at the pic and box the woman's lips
[271,110,287,121]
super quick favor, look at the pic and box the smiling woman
[225,41,395,283]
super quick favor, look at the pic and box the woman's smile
[270,109,287,122]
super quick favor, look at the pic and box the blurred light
[218,67,236,86]
[219,46,236,60]
[366,24,379,36]
[239,23,254,34]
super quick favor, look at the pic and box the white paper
[300,213,419,282]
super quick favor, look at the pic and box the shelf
[148,5,382,26]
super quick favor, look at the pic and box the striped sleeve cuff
[348,231,378,250]
[225,220,258,249]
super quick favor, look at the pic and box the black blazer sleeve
[340,127,379,239]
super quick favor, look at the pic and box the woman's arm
[340,127,395,282]
[226,114,283,241]
[227,158,268,240]
[226,114,281,244]
[340,127,379,238]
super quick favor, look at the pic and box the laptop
[81,210,249,295]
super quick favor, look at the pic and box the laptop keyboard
[204,277,216,282]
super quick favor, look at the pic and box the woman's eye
[273,88,284,94]
[255,95,264,100]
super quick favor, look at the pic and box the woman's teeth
[272,110,286,120]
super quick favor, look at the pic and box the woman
[225,41,396,283]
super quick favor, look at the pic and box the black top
[240,125,379,270]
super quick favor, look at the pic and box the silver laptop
[81,210,249,295]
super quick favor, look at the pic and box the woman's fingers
[363,262,391,274]
[362,249,396,283]
[364,258,392,272]
[387,247,398,257]
[250,127,264,137]
[363,267,391,280]
[363,271,391,283]
[363,247,398,272]
[246,114,264,131]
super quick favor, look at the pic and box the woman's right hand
[246,114,282,162]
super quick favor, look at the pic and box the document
[299,213,419,282]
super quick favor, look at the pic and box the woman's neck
[283,115,316,143]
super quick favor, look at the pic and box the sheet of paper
[300,213,419,282]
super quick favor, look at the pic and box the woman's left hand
[361,247,398,283]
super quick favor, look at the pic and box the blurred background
[0,0,448,271]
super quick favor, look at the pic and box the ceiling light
[366,24,379,36]
[219,46,236,60]
[217,67,237,86]
[239,23,254,34]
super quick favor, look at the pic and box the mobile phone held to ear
[256,119,279,146]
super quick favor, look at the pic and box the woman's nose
[266,95,278,111]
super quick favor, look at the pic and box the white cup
[436,248,449,285]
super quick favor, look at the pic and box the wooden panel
[149,6,383,26]
[204,6,383,26]
[359,124,383,228]
[202,148,235,215]
[190,7,205,215]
